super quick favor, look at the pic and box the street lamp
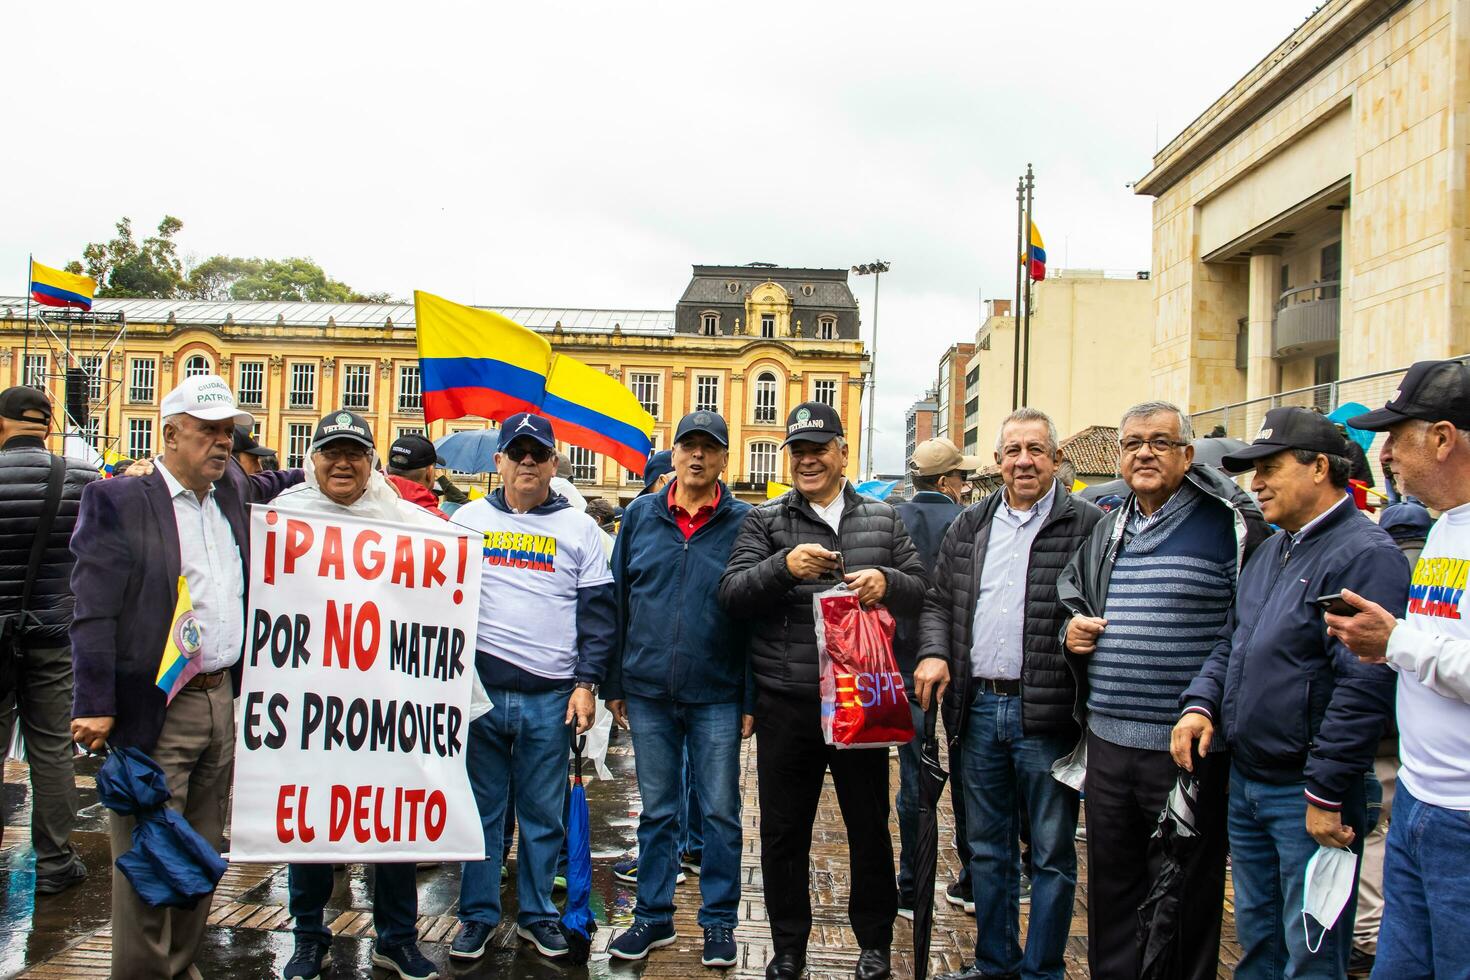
[851,261,890,480]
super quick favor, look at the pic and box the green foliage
[68,216,186,299]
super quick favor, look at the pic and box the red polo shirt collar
[668,480,721,540]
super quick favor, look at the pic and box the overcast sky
[4,1,1316,471]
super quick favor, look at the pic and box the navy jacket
[1181,496,1409,809]
[892,491,962,675]
[69,459,302,752]
[603,481,753,710]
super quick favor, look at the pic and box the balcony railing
[1273,280,1340,358]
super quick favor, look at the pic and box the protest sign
[229,505,485,863]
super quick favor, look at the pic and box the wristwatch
[575,682,597,694]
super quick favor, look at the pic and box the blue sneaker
[681,851,703,876]
[613,856,686,886]
[449,921,494,961]
[702,925,737,968]
[608,919,677,961]
[517,920,570,959]
[282,938,331,980]
[370,941,439,980]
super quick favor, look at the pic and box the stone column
[1246,248,1282,401]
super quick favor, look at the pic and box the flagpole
[22,255,33,386]
[1021,164,1035,407]
[1011,177,1024,411]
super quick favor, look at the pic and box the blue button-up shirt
[969,481,1056,679]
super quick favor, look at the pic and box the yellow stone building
[1135,0,1470,423]
[0,264,869,502]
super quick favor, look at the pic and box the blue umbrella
[433,429,502,474]
[856,479,899,500]
[559,733,595,964]
[1327,403,1375,452]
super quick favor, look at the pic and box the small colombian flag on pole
[30,261,96,312]
[156,577,204,704]
[1023,223,1047,282]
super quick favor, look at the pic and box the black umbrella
[1190,436,1249,469]
[1137,769,1201,979]
[912,707,949,980]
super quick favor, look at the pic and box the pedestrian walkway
[0,734,1240,978]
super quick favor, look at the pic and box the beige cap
[909,437,983,477]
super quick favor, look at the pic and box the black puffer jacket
[0,438,99,645]
[719,482,929,702]
[918,481,1102,741]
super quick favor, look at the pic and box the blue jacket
[603,481,753,710]
[893,491,962,675]
[1181,496,1408,809]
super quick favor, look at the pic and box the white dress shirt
[809,480,848,534]
[156,459,246,674]
[969,481,1056,679]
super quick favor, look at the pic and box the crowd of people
[0,358,1466,980]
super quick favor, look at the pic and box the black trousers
[756,690,897,954]
[1084,729,1229,980]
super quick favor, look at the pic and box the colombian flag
[30,261,96,311]
[156,576,204,704]
[1023,222,1046,281]
[414,291,656,473]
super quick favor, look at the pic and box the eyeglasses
[504,443,554,464]
[1119,437,1189,456]
[316,445,370,462]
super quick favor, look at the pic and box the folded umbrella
[912,707,949,980]
[560,733,596,964]
[1137,769,1201,980]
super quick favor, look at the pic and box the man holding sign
[448,413,614,963]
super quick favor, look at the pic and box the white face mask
[1302,845,1360,953]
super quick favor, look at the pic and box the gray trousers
[0,642,80,876]
[1354,756,1399,955]
[109,678,234,980]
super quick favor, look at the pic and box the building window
[813,379,837,408]
[250,421,262,441]
[127,418,153,458]
[286,422,313,468]
[79,355,104,401]
[129,358,156,403]
[342,363,373,411]
[289,362,317,410]
[397,365,422,413]
[700,312,719,336]
[629,372,661,419]
[694,374,721,414]
[183,354,211,378]
[24,353,47,389]
[754,371,778,424]
[817,315,836,340]
[760,313,775,338]
[80,415,101,448]
[237,360,265,407]
[395,426,425,440]
[568,446,598,483]
[748,441,778,484]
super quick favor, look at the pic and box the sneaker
[681,851,703,876]
[517,921,570,959]
[282,938,332,980]
[35,856,87,896]
[896,903,915,922]
[608,919,677,961]
[613,856,686,886]
[702,925,737,968]
[501,863,508,881]
[944,880,975,915]
[449,921,494,961]
[371,942,439,980]
[1347,947,1376,977]
[553,874,567,892]
[1019,874,1032,905]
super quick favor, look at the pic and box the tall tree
[66,216,186,298]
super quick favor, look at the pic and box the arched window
[700,312,720,336]
[184,354,211,378]
[817,315,837,340]
[748,441,779,484]
[754,371,778,424]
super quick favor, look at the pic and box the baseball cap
[232,425,273,457]
[159,375,254,427]
[1378,500,1433,541]
[673,410,730,447]
[640,450,674,494]
[0,386,53,423]
[781,401,843,448]
[1346,359,1470,431]
[388,433,444,470]
[909,437,982,477]
[497,412,557,452]
[1220,407,1350,473]
[310,409,375,453]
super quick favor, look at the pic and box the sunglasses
[504,443,554,464]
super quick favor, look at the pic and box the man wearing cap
[720,401,928,980]
[448,412,613,964]
[639,449,674,497]
[232,424,275,475]
[602,411,753,968]
[0,387,97,894]
[384,433,449,520]
[1317,360,1470,977]
[69,375,301,978]
[1171,406,1408,978]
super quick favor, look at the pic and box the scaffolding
[20,305,127,463]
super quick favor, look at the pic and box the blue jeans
[289,863,418,948]
[459,685,571,927]
[1229,766,1366,979]
[961,690,1078,980]
[1373,780,1470,979]
[681,743,704,859]
[625,695,742,928]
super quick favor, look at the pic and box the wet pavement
[0,732,1241,979]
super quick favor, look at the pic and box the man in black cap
[720,401,928,980]
[1171,406,1408,978]
[639,450,674,497]
[0,386,96,894]
[231,425,275,475]
[385,433,448,520]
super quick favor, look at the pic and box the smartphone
[1314,592,1356,617]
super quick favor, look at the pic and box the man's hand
[1065,615,1108,654]
[1325,588,1397,663]
[566,688,596,735]
[1306,803,1356,848]
[741,714,755,739]
[785,544,840,580]
[607,699,629,730]
[1170,711,1213,771]
[71,716,114,752]
[123,459,154,477]
[913,657,951,712]
[843,568,887,606]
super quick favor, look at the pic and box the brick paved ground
[0,734,1241,978]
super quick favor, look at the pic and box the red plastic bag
[814,585,915,749]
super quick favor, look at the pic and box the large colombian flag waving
[1023,222,1047,282]
[30,261,96,311]
[413,291,656,474]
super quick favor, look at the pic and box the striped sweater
[1087,482,1236,752]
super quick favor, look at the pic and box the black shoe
[283,938,332,980]
[855,947,890,980]
[766,951,806,979]
[944,879,975,915]
[1347,947,1376,977]
[35,856,87,896]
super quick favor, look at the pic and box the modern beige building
[1135,0,1470,422]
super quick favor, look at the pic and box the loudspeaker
[65,367,89,428]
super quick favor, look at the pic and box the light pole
[852,260,890,480]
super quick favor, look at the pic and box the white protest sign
[229,504,485,862]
